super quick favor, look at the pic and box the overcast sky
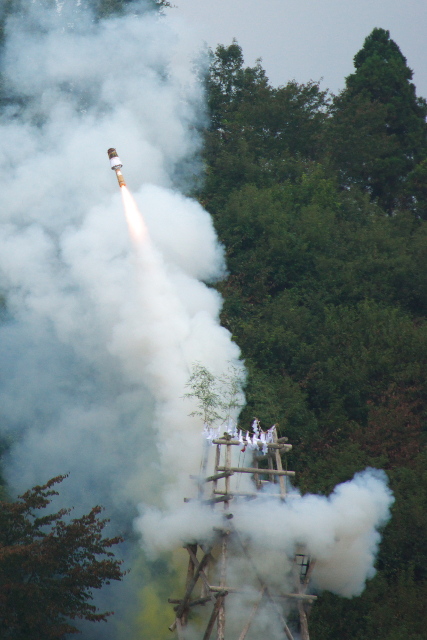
[173,0,427,98]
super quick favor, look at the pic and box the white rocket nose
[107,147,123,170]
[109,156,122,170]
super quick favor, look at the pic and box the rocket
[107,148,126,187]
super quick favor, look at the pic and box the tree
[0,476,125,639]
[96,0,171,18]
[201,42,328,213]
[184,362,244,427]
[328,28,427,212]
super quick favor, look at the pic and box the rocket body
[115,169,126,187]
[107,148,127,187]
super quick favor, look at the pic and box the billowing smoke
[0,0,242,636]
[0,0,240,504]
[234,468,394,597]
[137,468,394,599]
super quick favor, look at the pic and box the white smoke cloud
[0,0,239,507]
[0,2,242,633]
[233,468,394,598]
[140,499,221,556]
[137,468,394,599]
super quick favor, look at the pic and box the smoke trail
[0,0,242,636]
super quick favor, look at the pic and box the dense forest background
[0,0,426,637]
[198,28,427,640]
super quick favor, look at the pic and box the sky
[173,0,427,98]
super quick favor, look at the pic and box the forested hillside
[200,30,427,640]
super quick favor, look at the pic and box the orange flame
[121,186,148,244]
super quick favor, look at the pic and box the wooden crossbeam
[214,489,260,500]
[212,438,292,451]
[168,595,213,609]
[217,466,295,477]
[213,490,284,498]
[209,586,316,601]
[173,549,212,620]
[204,494,233,504]
[205,470,234,482]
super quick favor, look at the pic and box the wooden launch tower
[168,427,317,640]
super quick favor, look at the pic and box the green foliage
[0,0,15,107]
[216,178,427,444]
[184,362,244,427]
[237,362,317,445]
[217,363,246,423]
[184,363,223,426]
[404,158,427,217]
[0,476,125,639]
[328,28,427,212]
[201,34,427,639]
[310,454,427,640]
[0,435,11,501]
[201,42,329,213]
[95,0,170,18]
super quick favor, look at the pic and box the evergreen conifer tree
[329,28,427,212]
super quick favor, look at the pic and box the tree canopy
[328,28,427,212]
[0,476,125,639]
[199,33,427,640]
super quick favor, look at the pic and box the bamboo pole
[185,545,211,595]
[253,456,260,490]
[202,593,227,640]
[209,586,316,601]
[272,429,287,498]
[174,549,212,621]
[205,495,233,504]
[298,600,310,640]
[212,439,292,451]
[217,466,295,477]
[175,618,185,640]
[217,443,232,640]
[213,490,284,498]
[237,586,266,640]
[293,555,316,640]
[268,451,275,483]
[205,470,234,482]
[217,536,227,640]
[169,595,213,609]
[181,543,197,626]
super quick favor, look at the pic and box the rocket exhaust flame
[107,148,145,242]
[121,186,148,244]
